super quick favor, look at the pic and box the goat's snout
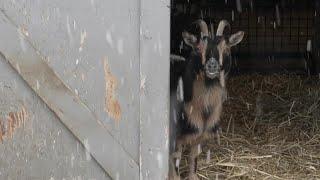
[205,57,220,79]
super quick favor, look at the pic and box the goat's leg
[206,100,222,144]
[172,139,183,160]
[203,101,222,165]
[188,143,200,180]
[169,155,181,180]
[169,138,184,180]
[172,139,183,168]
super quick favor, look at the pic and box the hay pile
[180,74,320,179]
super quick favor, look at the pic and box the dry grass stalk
[180,74,320,179]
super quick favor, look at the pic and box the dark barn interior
[170,0,320,179]
[171,0,320,74]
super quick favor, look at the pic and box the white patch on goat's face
[205,57,220,79]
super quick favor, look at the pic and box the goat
[170,19,244,180]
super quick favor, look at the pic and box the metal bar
[290,3,292,41]
[248,8,250,54]
[313,0,320,74]
[238,12,242,53]
[255,3,258,54]
[272,0,275,53]
[264,15,266,54]
[298,15,301,52]
[0,10,139,180]
[307,2,309,39]
[280,4,283,50]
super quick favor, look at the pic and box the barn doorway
[170,0,320,179]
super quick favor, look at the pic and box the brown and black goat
[170,20,244,180]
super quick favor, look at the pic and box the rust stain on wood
[103,57,121,121]
[0,106,28,143]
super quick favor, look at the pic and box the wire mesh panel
[171,0,317,73]
[233,1,314,54]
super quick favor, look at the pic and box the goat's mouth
[205,57,220,79]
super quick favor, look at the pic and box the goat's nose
[207,61,215,68]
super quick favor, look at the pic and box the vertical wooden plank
[139,0,170,179]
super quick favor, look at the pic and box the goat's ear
[227,31,244,47]
[182,31,197,48]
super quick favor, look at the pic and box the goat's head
[182,20,244,79]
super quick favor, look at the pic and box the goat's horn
[195,19,209,38]
[216,20,230,36]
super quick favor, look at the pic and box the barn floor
[179,74,320,179]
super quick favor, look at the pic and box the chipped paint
[157,33,163,56]
[17,29,27,52]
[20,25,29,37]
[106,30,113,48]
[71,153,75,168]
[79,30,87,52]
[66,15,74,45]
[140,76,146,92]
[156,152,163,168]
[15,63,21,74]
[90,0,95,8]
[0,106,28,143]
[117,38,124,54]
[115,173,120,180]
[81,73,85,81]
[84,139,91,161]
[36,80,40,90]
[73,20,77,30]
[103,57,121,121]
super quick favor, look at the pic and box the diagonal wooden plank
[0,10,139,180]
